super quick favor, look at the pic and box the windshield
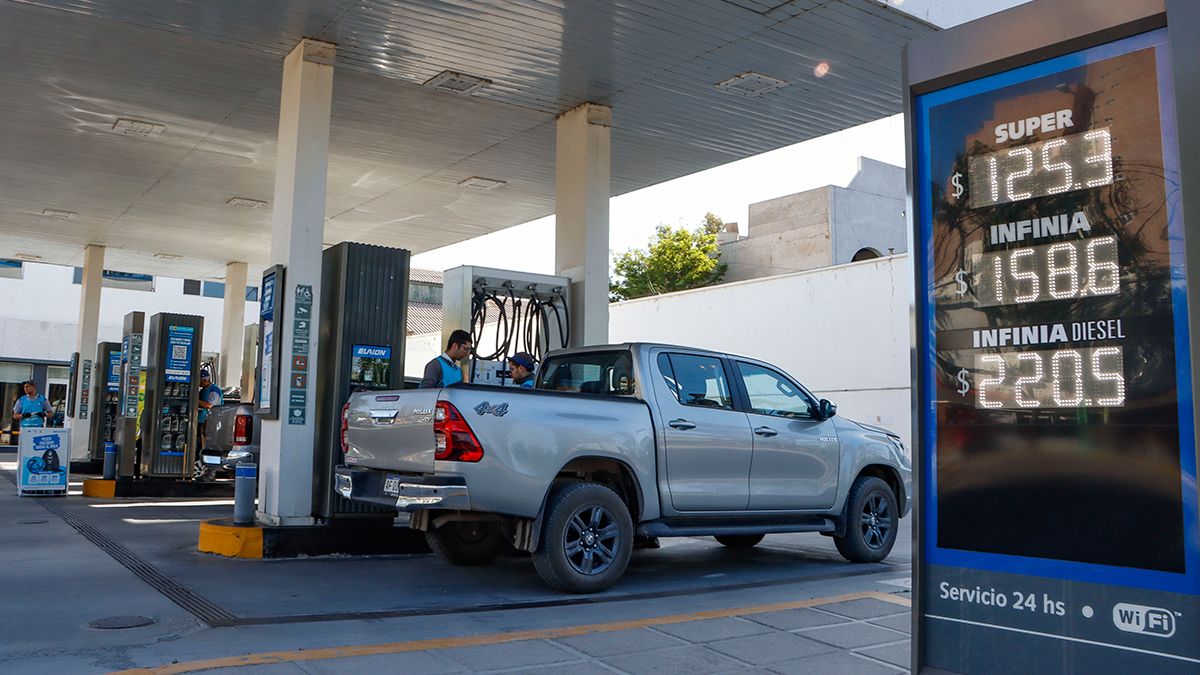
[537,351,636,396]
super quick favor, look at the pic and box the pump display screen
[916,30,1196,575]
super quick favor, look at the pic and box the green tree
[610,214,728,301]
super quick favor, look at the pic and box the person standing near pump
[12,380,53,428]
[196,365,223,449]
[507,352,537,388]
[421,329,473,389]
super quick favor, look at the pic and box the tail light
[233,414,252,446]
[434,401,484,462]
[340,402,350,455]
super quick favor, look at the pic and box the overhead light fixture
[14,252,42,261]
[112,118,166,138]
[153,252,182,260]
[424,70,491,96]
[458,176,507,192]
[40,208,77,219]
[814,62,831,78]
[226,197,268,209]
[715,72,789,96]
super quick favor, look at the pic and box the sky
[412,114,908,276]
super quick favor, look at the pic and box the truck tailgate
[344,389,440,473]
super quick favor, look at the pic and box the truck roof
[544,342,757,363]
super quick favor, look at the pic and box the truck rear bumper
[334,466,470,512]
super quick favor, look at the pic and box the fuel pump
[86,341,122,463]
[140,313,204,479]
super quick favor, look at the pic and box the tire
[192,460,216,483]
[834,476,899,563]
[425,521,507,566]
[715,534,765,549]
[532,482,634,594]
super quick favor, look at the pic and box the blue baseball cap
[508,352,536,370]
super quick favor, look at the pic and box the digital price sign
[908,2,1200,672]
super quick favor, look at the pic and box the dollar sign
[955,270,968,296]
[951,172,964,199]
[956,368,970,396]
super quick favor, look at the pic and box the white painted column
[69,244,105,460]
[555,103,612,347]
[218,261,248,388]
[257,39,335,526]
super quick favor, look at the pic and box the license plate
[202,455,222,465]
[383,475,401,496]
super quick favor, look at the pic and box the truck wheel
[834,476,898,563]
[425,521,506,566]
[715,534,764,548]
[533,482,633,594]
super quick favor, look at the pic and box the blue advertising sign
[261,270,276,319]
[165,325,195,383]
[16,429,69,494]
[910,25,1199,671]
[106,349,121,393]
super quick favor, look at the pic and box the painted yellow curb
[82,479,116,499]
[198,520,263,559]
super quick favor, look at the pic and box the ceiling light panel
[424,70,491,95]
[226,197,268,209]
[112,118,166,137]
[458,176,507,191]
[715,72,789,96]
[40,208,77,219]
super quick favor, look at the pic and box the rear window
[537,351,636,396]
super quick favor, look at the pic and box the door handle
[668,419,696,430]
[753,426,778,437]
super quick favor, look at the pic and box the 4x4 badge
[474,401,509,417]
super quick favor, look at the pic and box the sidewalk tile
[653,617,775,643]
[768,651,902,675]
[857,642,912,669]
[868,613,912,634]
[744,607,850,631]
[438,640,577,671]
[706,632,836,665]
[555,627,683,657]
[601,645,746,674]
[299,651,461,674]
[802,622,908,649]
[818,598,908,619]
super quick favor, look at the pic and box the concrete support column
[219,261,248,388]
[555,102,612,347]
[257,39,335,526]
[69,244,105,460]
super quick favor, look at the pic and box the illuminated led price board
[907,1,1200,672]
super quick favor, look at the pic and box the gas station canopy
[0,0,932,280]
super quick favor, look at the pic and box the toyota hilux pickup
[336,343,911,593]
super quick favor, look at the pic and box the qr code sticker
[172,345,187,360]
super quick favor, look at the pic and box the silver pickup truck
[336,343,911,593]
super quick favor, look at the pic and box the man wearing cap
[197,366,223,449]
[12,380,53,428]
[507,352,537,388]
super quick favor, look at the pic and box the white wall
[0,262,257,366]
[610,255,912,448]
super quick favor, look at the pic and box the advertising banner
[106,349,121,393]
[16,428,69,495]
[350,344,391,389]
[165,324,195,383]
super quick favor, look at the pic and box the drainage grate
[32,497,237,627]
[88,615,155,630]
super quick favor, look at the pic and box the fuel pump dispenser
[86,341,122,463]
[441,266,571,385]
[312,242,411,521]
[115,311,145,479]
[140,313,204,479]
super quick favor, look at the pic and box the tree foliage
[610,213,728,301]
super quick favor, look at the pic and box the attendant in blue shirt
[197,366,224,425]
[13,380,53,428]
[420,330,473,388]
[507,352,537,388]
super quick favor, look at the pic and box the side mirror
[818,399,837,419]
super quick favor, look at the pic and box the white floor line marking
[926,614,1200,665]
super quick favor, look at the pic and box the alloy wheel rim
[860,493,892,550]
[564,505,620,575]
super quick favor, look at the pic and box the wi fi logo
[1112,603,1176,638]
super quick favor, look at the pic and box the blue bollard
[102,442,117,480]
[233,462,256,525]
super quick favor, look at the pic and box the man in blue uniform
[507,352,537,388]
[12,380,52,428]
[197,365,224,448]
[420,330,473,389]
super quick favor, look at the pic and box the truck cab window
[664,354,733,410]
[737,362,813,419]
[537,351,635,396]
